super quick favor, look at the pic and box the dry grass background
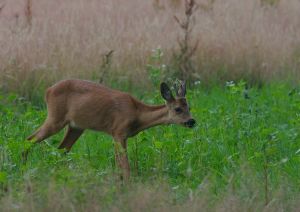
[0,0,300,97]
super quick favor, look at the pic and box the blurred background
[0,0,300,97]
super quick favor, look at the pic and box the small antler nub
[176,81,186,97]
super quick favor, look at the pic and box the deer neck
[135,103,169,133]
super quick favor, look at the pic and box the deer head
[160,81,196,128]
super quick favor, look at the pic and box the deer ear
[176,81,186,97]
[160,82,174,102]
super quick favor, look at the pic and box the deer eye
[175,107,182,114]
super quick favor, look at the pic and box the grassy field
[1,81,300,211]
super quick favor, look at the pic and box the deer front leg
[113,136,130,181]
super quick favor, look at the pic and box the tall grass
[1,0,300,97]
[1,180,299,211]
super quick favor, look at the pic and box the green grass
[1,82,300,211]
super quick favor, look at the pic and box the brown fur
[27,79,195,180]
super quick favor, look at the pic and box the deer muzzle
[184,119,196,128]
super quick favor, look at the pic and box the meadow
[1,0,300,211]
[1,81,300,211]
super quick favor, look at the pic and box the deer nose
[185,119,196,128]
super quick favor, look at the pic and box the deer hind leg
[58,126,83,152]
[27,119,67,143]
[23,119,66,162]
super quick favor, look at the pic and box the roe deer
[27,80,196,180]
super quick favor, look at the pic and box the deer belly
[68,118,112,133]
